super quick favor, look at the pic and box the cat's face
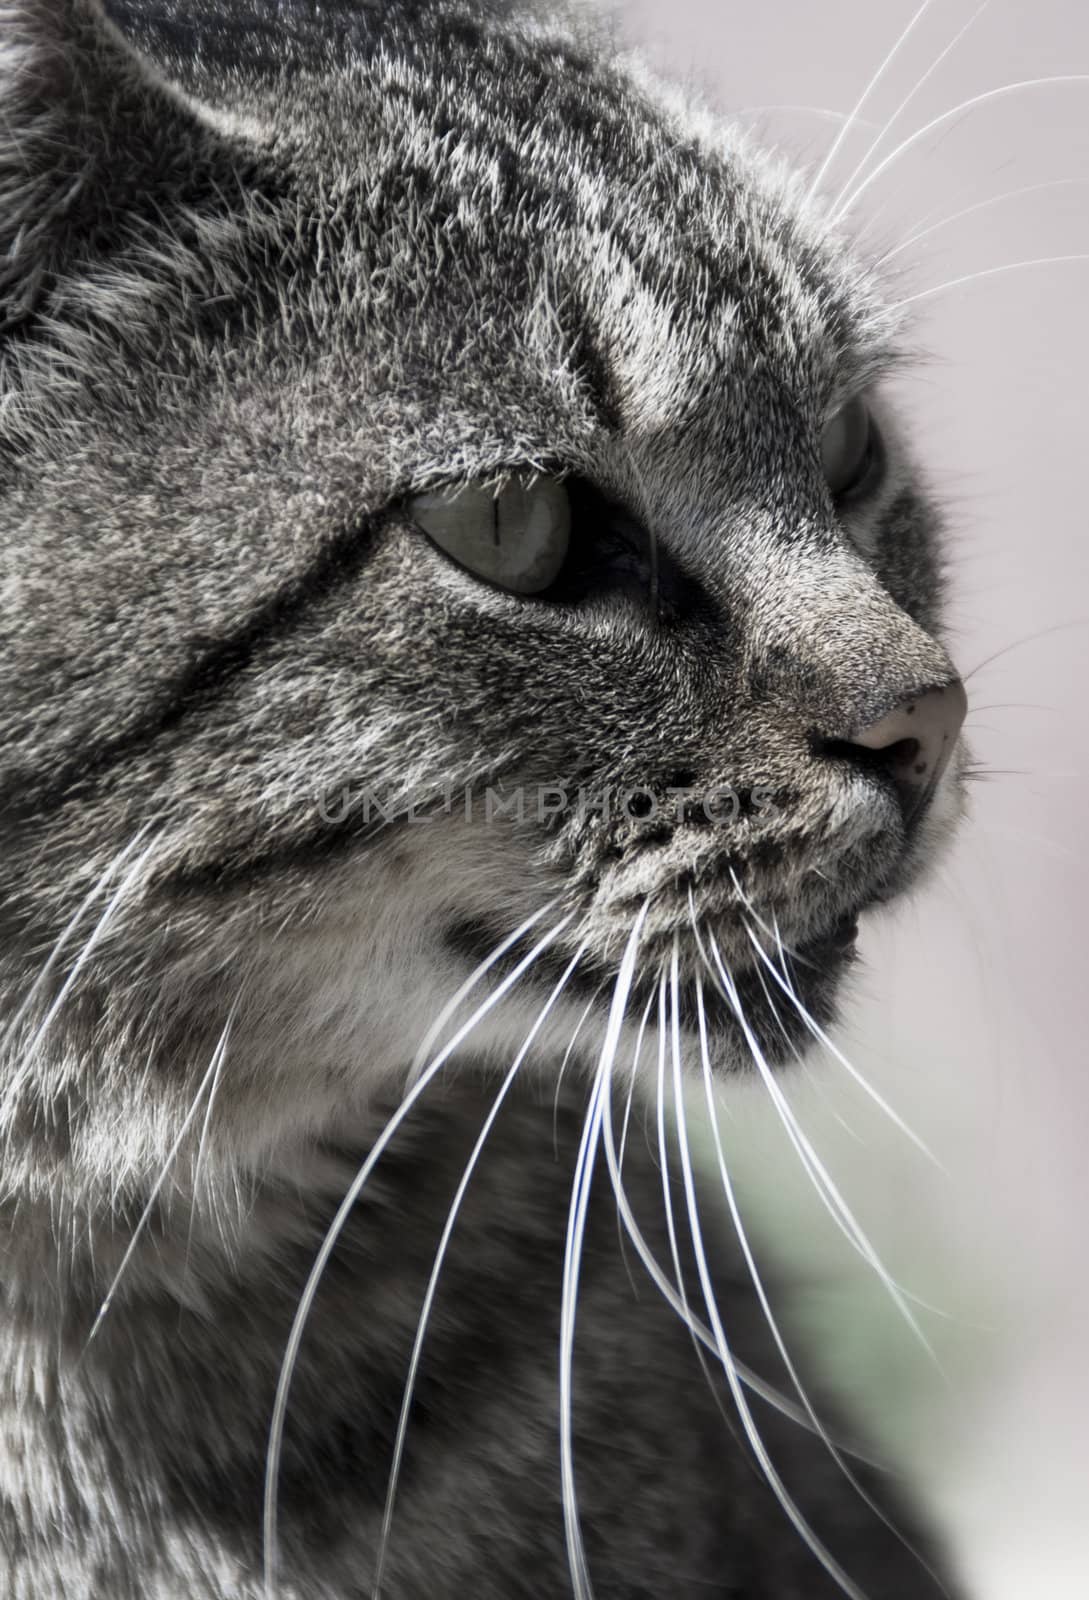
[0,0,966,1173]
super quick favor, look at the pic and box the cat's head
[0,0,966,1186]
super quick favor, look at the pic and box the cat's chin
[637,914,860,1074]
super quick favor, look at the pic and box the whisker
[875,176,1089,267]
[963,764,1062,779]
[689,885,863,1140]
[554,981,608,1160]
[688,885,878,1147]
[739,105,881,126]
[372,943,588,1597]
[832,76,1089,224]
[963,617,1089,680]
[706,932,942,1362]
[656,976,746,1452]
[615,988,657,1185]
[599,1061,872,1454]
[761,920,960,1325]
[748,942,865,1145]
[560,904,649,1600]
[654,981,704,1327]
[262,907,576,1600]
[560,1067,607,1600]
[804,0,937,205]
[0,823,155,1059]
[179,990,246,1311]
[692,975,946,1589]
[668,942,869,1600]
[614,987,657,1281]
[80,1001,238,1356]
[406,898,559,1087]
[720,871,818,973]
[886,253,1089,311]
[2,833,160,1131]
[827,0,990,219]
[965,701,1057,715]
[752,921,939,1165]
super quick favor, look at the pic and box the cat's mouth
[444,901,861,1071]
[627,904,860,1064]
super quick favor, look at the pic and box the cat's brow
[566,319,623,435]
[835,342,910,406]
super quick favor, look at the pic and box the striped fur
[0,4,965,1596]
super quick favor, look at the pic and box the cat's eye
[821,396,881,502]
[408,475,571,595]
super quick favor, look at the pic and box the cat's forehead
[262,10,899,480]
[30,3,904,526]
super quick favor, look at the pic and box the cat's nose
[822,680,968,820]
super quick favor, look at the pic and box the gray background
[619,3,1088,1592]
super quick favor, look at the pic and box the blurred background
[618,3,1089,1594]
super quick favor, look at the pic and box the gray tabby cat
[0,0,971,1595]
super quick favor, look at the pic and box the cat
[0,1,972,1595]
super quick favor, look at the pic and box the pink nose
[847,680,968,813]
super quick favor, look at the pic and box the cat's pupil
[408,476,572,595]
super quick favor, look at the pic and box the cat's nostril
[880,736,922,771]
[819,679,968,820]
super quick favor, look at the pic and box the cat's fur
[0,1,968,1595]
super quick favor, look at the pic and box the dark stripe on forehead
[555,301,624,435]
[110,0,875,387]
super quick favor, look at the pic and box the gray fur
[0,2,967,1595]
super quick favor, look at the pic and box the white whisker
[828,0,990,219]
[615,987,657,1185]
[748,942,866,1145]
[614,987,657,1280]
[406,898,559,1087]
[832,75,1089,223]
[559,904,648,1600]
[885,253,1089,311]
[739,105,879,127]
[964,617,1089,681]
[693,975,944,1587]
[2,833,160,1131]
[262,908,576,1600]
[752,922,939,1165]
[722,870,810,969]
[560,1072,607,1600]
[657,976,745,1450]
[689,886,856,1140]
[372,943,587,1598]
[180,990,246,1306]
[805,0,936,205]
[81,1003,236,1354]
[654,977,697,1331]
[876,176,1089,267]
[598,1060,870,1453]
[706,932,941,1365]
[668,943,869,1600]
[0,824,155,1059]
[554,981,608,1159]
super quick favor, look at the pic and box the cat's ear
[0,0,220,330]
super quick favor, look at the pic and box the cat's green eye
[409,476,571,595]
[821,396,880,502]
